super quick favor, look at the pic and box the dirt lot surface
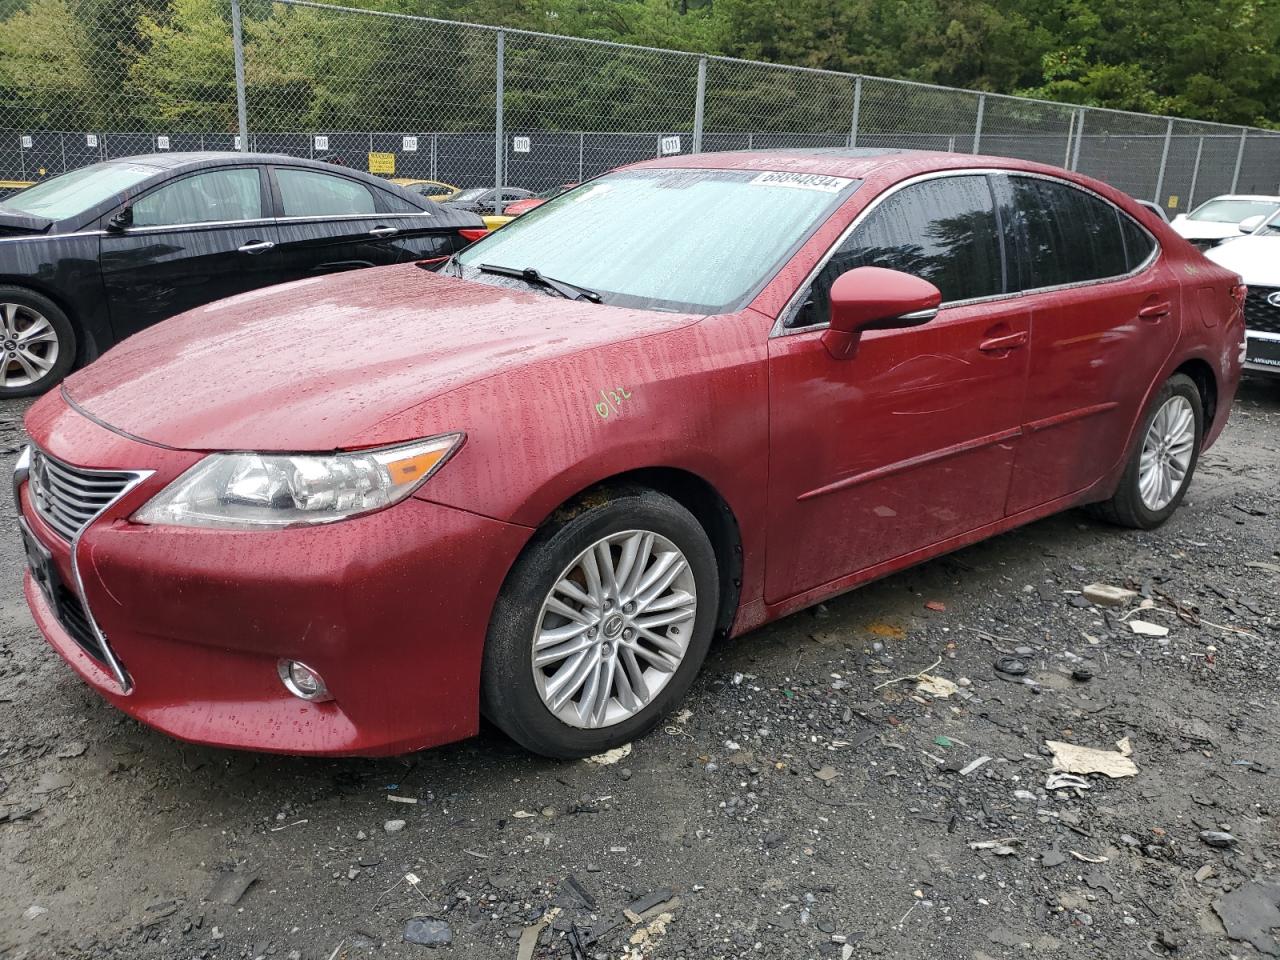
[1,383,1278,960]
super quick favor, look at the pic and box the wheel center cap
[602,614,625,638]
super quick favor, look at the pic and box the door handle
[237,240,275,255]
[1138,301,1171,321]
[978,330,1028,353]
[368,226,398,238]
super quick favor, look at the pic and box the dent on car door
[994,174,1178,513]
[765,174,1031,604]
[99,166,280,339]
[270,167,409,280]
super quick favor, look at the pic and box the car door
[99,165,279,339]
[994,174,1181,514]
[269,165,414,281]
[765,173,1030,603]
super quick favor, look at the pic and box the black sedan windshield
[0,161,157,221]
[457,168,859,313]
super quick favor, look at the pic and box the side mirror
[822,266,942,360]
[1238,215,1264,234]
[107,205,133,232]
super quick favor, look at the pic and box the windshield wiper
[477,263,601,303]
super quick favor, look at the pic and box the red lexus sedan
[14,149,1245,758]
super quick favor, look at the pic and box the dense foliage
[1,0,1276,132]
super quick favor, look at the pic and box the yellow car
[389,178,462,202]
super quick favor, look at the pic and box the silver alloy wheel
[531,529,698,729]
[1,302,59,389]
[1138,395,1195,511]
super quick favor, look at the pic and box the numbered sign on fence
[512,136,531,153]
[156,135,170,150]
[402,136,418,152]
[20,135,32,149]
[86,134,98,148]
[660,135,682,155]
[314,135,329,151]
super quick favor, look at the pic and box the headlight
[133,434,463,529]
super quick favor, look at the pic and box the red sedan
[15,149,1244,758]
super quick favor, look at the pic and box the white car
[1171,194,1280,251]
[1206,209,1280,378]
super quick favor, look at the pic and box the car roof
[1195,194,1280,202]
[106,152,363,172]
[625,147,1107,183]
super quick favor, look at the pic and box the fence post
[692,57,706,154]
[1153,118,1173,204]
[578,132,584,182]
[1186,136,1204,211]
[230,0,249,153]
[848,76,862,148]
[1230,128,1247,192]
[430,133,437,181]
[972,94,985,154]
[1070,109,1085,171]
[494,30,505,212]
[1062,110,1075,167]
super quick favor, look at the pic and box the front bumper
[1244,331,1280,378]
[17,394,532,756]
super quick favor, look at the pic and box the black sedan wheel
[0,286,76,398]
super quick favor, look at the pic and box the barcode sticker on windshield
[750,172,852,192]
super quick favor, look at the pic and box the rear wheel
[0,286,76,398]
[1092,373,1202,529]
[481,486,718,758]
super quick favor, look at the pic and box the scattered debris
[1215,882,1280,956]
[1046,738,1138,778]
[207,871,258,906]
[384,819,407,833]
[993,656,1029,676]
[959,756,992,777]
[1200,830,1238,849]
[872,655,943,692]
[404,918,452,948]
[970,837,1020,856]
[1045,772,1091,791]
[924,600,946,612]
[1082,583,1137,606]
[1070,850,1109,864]
[916,674,959,699]
[53,741,87,759]
[1129,620,1170,638]
[387,794,418,804]
[583,744,632,766]
[813,765,839,783]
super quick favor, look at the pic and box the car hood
[1171,219,1245,241]
[1205,236,1280,286]
[64,264,702,451]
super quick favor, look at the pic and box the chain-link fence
[1,0,1278,210]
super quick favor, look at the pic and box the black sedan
[0,153,485,397]
[442,186,536,215]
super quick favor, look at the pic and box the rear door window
[1002,175,1132,289]
[800,174,1004,325]
[275,168,377,217]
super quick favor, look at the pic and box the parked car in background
[0,153,484,397]
[15,149,1242,759]
[1206,208,1280,379]
[1134,199,1169,222]
[389,178,461,202]
[442,186,536,228]
[1170,194,1280,250]
[481,184,582,231]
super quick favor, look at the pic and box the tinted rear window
[1004,176,1130,289]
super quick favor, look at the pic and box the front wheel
[1092,373,1203,529]
[481,486,719,758]
[0,286,77,398]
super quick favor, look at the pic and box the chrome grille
[28,448,136,542]
[1244,286,1280,336]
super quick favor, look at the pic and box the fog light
[277,659,333,702]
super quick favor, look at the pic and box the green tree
[128,0,237,129]
[0,0,99,128]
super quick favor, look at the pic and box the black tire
[0,286,77,398]
[1091,373,1203,529]
[481,485,719,759]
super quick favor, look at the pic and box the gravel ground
[1,382,1277,960]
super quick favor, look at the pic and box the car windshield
[456,168,859,313]
[450,188,487,203]
[0,160,158,221]
[1187,198,1280,223]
